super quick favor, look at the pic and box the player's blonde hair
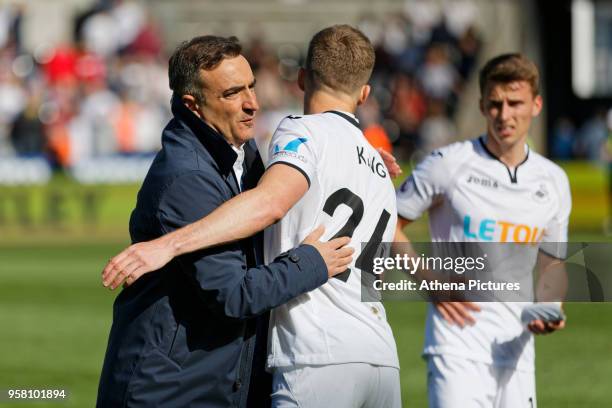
[304,24,375,95]
[479,53,540,97]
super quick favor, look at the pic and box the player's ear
[182,95,202,118]
[357,84,371,106]
[531,94,543,117]
[297,68,306,92]
[479,98,484,115]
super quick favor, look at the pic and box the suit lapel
[224,171,240,197]
[243,142,265,190]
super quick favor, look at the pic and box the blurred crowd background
[0,0,168,170]
[0,0,611,181]
[1,0,481,169]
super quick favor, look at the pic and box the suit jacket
[97,99,327,407]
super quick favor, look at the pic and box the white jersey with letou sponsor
[396,137,571,371]
[260,111,399,369]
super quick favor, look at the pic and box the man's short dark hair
[479,53,540,97]
[168,35,242,103]
[305,25,375,95]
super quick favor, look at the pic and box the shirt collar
[478,135,530,162]
[478,135,530,184]
[324,110,360,129]
[337,110,358,119]
[231,144,245,168]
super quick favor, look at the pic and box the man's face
[480,80,542,148]
[197,55,258,146]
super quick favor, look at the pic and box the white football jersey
[396,136,571,371]
[261,111,399,369]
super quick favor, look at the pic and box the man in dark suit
[96,35,352,408]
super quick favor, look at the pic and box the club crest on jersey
[532,184,550,203]
[273,137,308,163]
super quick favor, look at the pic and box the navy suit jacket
[97,99,327,407]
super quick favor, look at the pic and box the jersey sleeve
[540,169,572,259]
[267,116,317,187]
[396,150,451,221]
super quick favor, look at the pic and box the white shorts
[271,363,401,408]
[427,355,536,408]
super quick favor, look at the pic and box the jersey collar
[324,110,360,129]
[478,135,530,184]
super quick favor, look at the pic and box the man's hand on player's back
[377,148,402,179]
[301,226,354,277]
[102,225,353,289]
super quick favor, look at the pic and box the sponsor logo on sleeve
[273,137,308,163]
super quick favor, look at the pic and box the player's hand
[527,319,565,335]
[102,238,174,290]
[302,226,354,278]
[378,148,402,179]
[434,301,481,327]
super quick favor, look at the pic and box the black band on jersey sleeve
[268,161,311,188]
[537,246,567,261]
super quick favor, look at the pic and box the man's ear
[357,84,371,106]
[532,94,543,117]
[297,68,306,92]
[181,95,201,118]
[479,98,484,115]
